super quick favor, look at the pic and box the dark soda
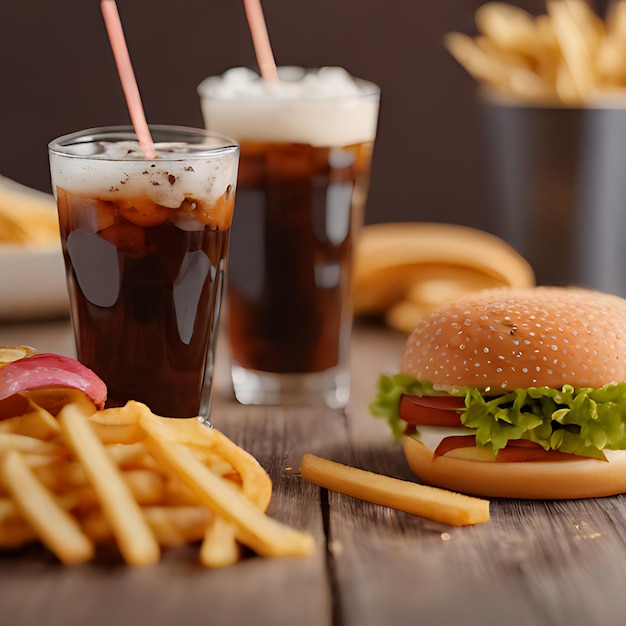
[56,188,233,417]
[226,140,374,374]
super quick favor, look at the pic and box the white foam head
[49,129,239,208]
[197,67,380,146]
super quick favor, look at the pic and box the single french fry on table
[300,454,490,527]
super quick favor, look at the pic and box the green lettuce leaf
[369,374,626,459]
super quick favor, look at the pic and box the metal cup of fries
[447,1,626,295]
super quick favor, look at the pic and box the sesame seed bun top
[400,287,626,392]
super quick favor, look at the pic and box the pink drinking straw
[243,0,279,82]
[100,0,157,159]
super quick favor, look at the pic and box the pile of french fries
[0,175,60,246]
[0,389,314,566]
[445,0,626,104]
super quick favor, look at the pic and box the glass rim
[48,124,239,160]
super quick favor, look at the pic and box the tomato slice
[399,394,464,427]
[433,434,576,462]
[402,394,466,410]
[433,434,477,457]
[495,442,575,463]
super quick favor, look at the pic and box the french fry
[547,0,596,98]
[11,400,61,440]
[22,388,96,418]
[596,0,626,83]
[162,475,202,507]
[123,470,164,505]
[565,0,606,54]
[555,59,582,101]
[105,441,152,468]
[58,402,160,566]
[88,422,145,445]
[475,2,538,55]
[139,412,315,558]
[80,512,112,544]
[0,449,94,563]
[534,12,562,82]
[0,433,65,456]
[445,31,513,90]
[21,453,66,469]
[91,402,143,426]
[474,35,534,70]
[200,517,241,568]
[596,34,626,83]
[300,454,490,527]
[143,506,212,546]
[65,470,164,512]
[34,459,85,492]
[135,409,211,447]
[88,401,146,444]
[190,448,238,480]
[209,428,272,511]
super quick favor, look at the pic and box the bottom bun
[402,435,626,499]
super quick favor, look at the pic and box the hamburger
[370,286,626,499]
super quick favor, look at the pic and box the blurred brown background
[0,0,581,234]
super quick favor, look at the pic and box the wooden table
[1,317,626,626]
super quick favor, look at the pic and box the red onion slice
[0,353,107,409]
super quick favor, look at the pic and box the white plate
[0,244,69,320]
